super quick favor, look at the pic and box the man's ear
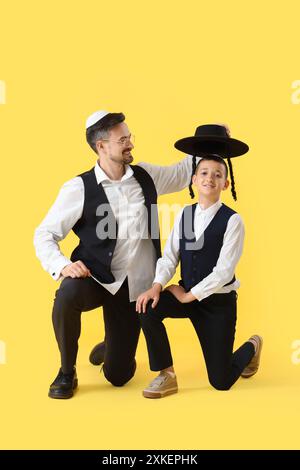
[222,179,230,191]
[96,140,103,153]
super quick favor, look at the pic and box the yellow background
[0,0,300,450]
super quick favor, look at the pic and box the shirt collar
[94,160,134,184]
[195,199,222,218]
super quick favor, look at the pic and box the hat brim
[174,136,249,158]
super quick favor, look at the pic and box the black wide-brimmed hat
[174,124,249,157]
[175,124,249,201]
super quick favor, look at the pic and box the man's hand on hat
[61,261,91,279]
[214,122,230,136]
[165,284,196,303]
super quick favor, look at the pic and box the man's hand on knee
[61,261,91,279]
[136,283,162,314]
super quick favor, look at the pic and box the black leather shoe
[48,368,78,399]
[89,341,105,365]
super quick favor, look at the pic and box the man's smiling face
[96,121,134,165]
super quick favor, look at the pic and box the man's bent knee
[54,278,87,307]
[104,361,136,387]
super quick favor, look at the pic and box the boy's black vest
[70,165,161,283]
[179,203,236,292]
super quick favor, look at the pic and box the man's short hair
[86,112,125,154]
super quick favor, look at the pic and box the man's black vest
[179,203,236,292]
[70,165,161,283]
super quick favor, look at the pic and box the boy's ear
[222,179,230,191]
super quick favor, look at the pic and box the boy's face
[192,159,229,199]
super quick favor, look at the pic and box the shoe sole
[241,335,263,378]
[48,379,78,399]
[89,346,105,366]
[143,387,178,399]
[89,355,104,366]
[241,371,257,378]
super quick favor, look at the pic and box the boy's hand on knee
[165,284,197,303]
[136,283,162,314]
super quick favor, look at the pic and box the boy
[136,125,263,398]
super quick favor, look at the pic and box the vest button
[108,252,113,256]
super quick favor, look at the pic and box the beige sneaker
[241,335,263,378]
[143,371,178,398]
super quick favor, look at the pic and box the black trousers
[140,290,255,391]
[52,277,140,386]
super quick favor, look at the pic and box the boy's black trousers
[140,290,255,390]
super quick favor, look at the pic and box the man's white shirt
[34,157,197,302]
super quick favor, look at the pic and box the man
[34,110,207,399]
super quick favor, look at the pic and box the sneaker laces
[149,374,168,389]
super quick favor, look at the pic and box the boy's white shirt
[153,200,244,301]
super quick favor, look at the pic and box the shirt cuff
[153,276,168,289]
[190,286,203,302]
[49,257,72,281]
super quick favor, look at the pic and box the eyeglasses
[100,134,135,146]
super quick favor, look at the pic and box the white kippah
[85,110,110,129]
